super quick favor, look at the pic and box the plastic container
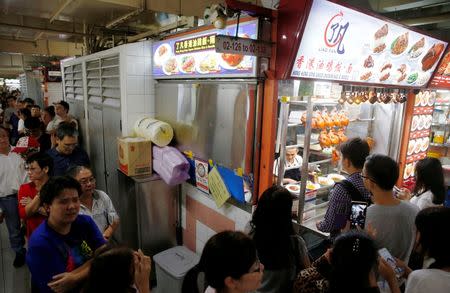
[154,246,200,293]
[134,117,173,147]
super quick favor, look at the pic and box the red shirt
[18,182,47,238]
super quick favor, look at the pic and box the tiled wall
[120,41,155,136]
[181,183,252,254]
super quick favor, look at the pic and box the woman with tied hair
[398,157,445,210]
[393,207,450,293]
[182,231,263,293]
[249,185,310,292]
[294,231,401,293]
[83,245,151,293]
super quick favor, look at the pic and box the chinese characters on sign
[291,0,447,87]
[175,35,216,55]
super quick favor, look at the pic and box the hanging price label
[215,35,272,58]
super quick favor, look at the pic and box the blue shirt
[47,147,90,176]
[26,215,106,293]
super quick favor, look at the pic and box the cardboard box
[118,137,152,176]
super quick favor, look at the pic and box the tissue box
[118,137,152,176]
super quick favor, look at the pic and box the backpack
[335,179,371,204]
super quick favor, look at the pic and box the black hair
[66,165,91,178]
[18,108,31,119]
[338,137,370,169]
[182,231,257,293]
[23,98,35,105]
[328,231,378,292]
[57,100,70,112]
[6,95,16,101]
[364,154,399,190]
[43,106,56,117]
[40,176,82,205]
[83,245,135,293]
[24,117,42,130]
[31,105,41,110]
[415,207,450,269]
[26,152,53,175]
[414,158,446,205]
[55,122,79,140]
[250,185,306,270]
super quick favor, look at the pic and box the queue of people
[1,91,449,293]
[183,151,449,293]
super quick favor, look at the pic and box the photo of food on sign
[290,0,448,87]
[151,20,257,79]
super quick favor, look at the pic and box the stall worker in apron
[273,145,303,185]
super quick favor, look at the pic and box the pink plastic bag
[153,146,190,185]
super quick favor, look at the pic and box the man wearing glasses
[67,165,119,241]
[47,123,89,176]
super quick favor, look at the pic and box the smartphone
[378,248,404,278]
[350,201,367,229]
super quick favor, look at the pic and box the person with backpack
[362,154,419,262]
[316,138,371,238]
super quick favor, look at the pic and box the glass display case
[275,84,406,234]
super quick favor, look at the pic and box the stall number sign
[215,35,272,58]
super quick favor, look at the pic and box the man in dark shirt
[47,123,89,176]
[316,138,371,237]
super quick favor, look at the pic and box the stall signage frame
[429,50,450,89]
[290,0,448,88]
[152,19,258,79]
[215,35,272,58]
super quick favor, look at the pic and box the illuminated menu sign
[429,50,450,89]
[291,0,448,87]
[152,20,258,79]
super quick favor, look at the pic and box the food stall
[272,0,448,234]
[151,17,270,253]
[427,49,450,163]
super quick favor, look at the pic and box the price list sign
[403,91,435,182]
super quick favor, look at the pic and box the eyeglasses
[79,177,96,185]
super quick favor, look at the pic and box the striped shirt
[317,172,370,233]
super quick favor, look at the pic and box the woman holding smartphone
[293,231,401,293]
[398,158,445,210]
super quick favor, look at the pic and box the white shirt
[18,119,25,132]
[410,190,441,210]
[406,269,450,293]
[273,155,303,176]
[46,117,61,133]
[0,148,28,197]
[79,189,119,232]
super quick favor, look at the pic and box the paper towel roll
[134,117,173,147]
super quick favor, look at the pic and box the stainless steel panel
[155,82,257,172]
[135,177,178,255]
[102,104,121,204]
[87,105,107,191]
[115,172,139,248]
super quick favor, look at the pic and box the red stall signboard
[429,50,450,89]
[291,0,448,87]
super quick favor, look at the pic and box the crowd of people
[1,91,152,293]
[182,138,449,293]
[1,90,449,293]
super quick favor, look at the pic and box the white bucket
[133,117,173,147]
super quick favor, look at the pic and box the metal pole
[276,97,290,186]
[297,95,313,224]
